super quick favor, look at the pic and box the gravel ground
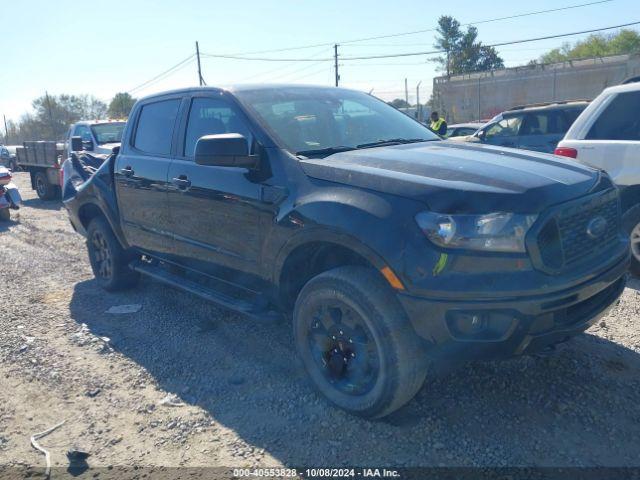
[1,172,640,474]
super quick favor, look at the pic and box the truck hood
[299,141,604,213]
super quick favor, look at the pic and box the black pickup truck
[62,85,630,418]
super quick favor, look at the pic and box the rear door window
[587,91,640,140]
[133,99,181,155]
[520,113,551,136]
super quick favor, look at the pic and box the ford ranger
[62,85,630,418]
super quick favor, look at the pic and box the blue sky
[1,0,637,122]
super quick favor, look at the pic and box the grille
[535,190,620,272]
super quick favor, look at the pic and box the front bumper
[397,252,629,365]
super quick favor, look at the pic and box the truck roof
[505,100,589,112]
[137,84,363,102]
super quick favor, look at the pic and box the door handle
[120,166,134,177]
[172,176,192,190]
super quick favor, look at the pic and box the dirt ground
[1,172,640,477]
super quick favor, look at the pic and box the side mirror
[82,139,94,151]
[70,136,83,152]
[195,134,257,168]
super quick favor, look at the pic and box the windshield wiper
[356,138,432,148]
[296,146,357,158]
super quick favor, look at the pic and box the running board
[131,260,280,321]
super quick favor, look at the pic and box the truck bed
[16,141,64,167]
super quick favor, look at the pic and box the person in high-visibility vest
[429,111,447,136]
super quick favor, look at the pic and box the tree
[433,16,463,76]
[433,16,504,76]
[107,92,136,119]
[539,29,640,63]
[8,93,108,142]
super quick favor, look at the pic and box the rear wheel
[87,217,140,291]
[623,205,640,277]
[34,171,56,200]
[0,208,10,221]
[293,266,428,418]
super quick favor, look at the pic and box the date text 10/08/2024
[233,468,401,478]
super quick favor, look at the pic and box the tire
[86,217,140,291]
[34,171,57,200]
[623,204,640,277]
[293,266,428,418]
[0,208,10,222]
[9,160,18,172]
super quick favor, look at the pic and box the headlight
[415,211,538,253]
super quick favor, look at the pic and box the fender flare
[271,227,390,288]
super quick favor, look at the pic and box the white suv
[555,79,640,275]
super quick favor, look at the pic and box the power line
[128,54,195,94]
[239,47,333,82]
[201,21,639,63]
[201,52,333,62]
[126,12,635,93]
[339,0,614,46]
[208,0,613,56]
[269,60,331,82]
[288,64,333,82]
[341,20,640,60]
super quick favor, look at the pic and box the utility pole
[196,41,205,86]
[334,44,340,87]
[404,78,408,106]
[44,91,55,139]
[3,115,8,144]
[416,81,422,121]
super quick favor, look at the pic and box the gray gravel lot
[1,171,640,472]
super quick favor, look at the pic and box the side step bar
[131,260,280,321]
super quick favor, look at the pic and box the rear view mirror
[70,136,83,152]
[195,134,257,169]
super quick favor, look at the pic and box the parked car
[62,85,629,418]
[555,80,640,275]
[444,122,484,138]
[4,146,20,171]
[64,120,126,156]
[0,145,13,170]
[459,101,588,153]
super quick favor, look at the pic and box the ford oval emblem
[586,216,607,239]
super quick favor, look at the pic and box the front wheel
[87,217,140,291]
[624,204,640,276]
[293,266,428,418]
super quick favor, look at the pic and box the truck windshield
[90,122,126,144]
[234,87,439,157]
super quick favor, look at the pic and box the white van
[555,79,640,275]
